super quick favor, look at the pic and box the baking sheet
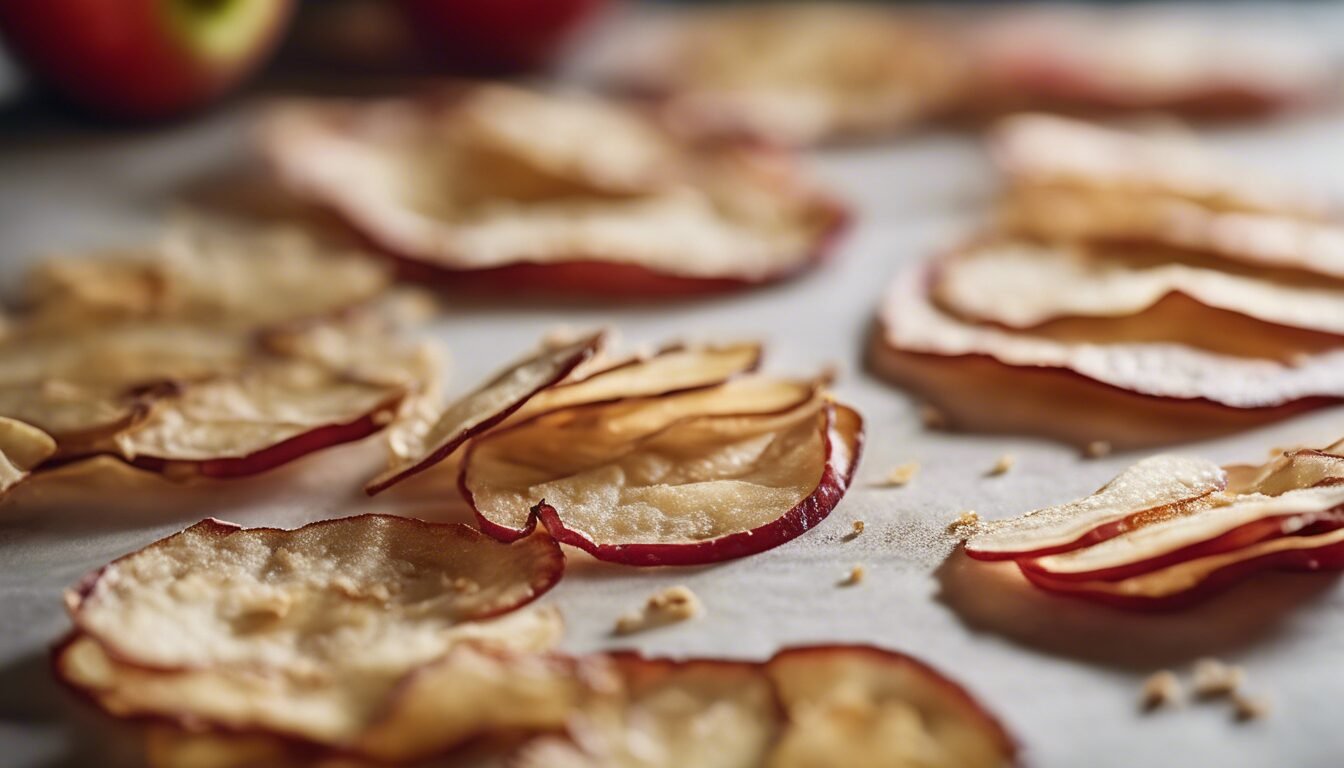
[5,7,1344,766]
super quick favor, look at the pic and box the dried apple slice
[612,4,967,147]
[933,238,1344,339]
[0,417,56,498]
[766,645,1017,768]
[965,455,1227,561]
[513,656,781,768]
[365,333,602,495]
[260,86,846,295]
[465,388,859,565]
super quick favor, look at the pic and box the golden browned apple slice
[464,384,860,565]
[260,86,847,296]
[0,417,56,498]
[766,645,1017,767]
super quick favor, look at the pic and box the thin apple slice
[0,417,56,498]
[513,656,781,768]
[1021,524,1344,610]
[365,333,603,495]
[766,645,1017,768]
[965,455,1227,561]
[465,387,859,565]
[260,87,846,295]
[933,238,1344,339]
[1226,440,1344,495]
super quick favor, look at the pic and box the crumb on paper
[880,462,920,487]
[614,585,702,635]
[1140,670,1181,711]
[987,454,1015,477]
[816,362,841,386]
[847,520,865,538]
[946,510,980,536]
[1192,658,1244,698]
[1084,440,1112,459]
[839,564,865,586]
[1232,692,1269,722]
[919,404,947,429]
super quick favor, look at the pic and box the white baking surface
[5,6,1344,766]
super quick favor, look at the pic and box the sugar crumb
[1140,670,1181,712]
[919,405,947,429]
[839,564,865,586]
[1232,692,1269,722]
[614,585,702,635]
[1084,440,1112,458]
[879,462,920,488]
[847,520,865,539]
[987,454,1015,477]
[946,510,980,537]
[1192,658,1244,699]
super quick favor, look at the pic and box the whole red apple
[397,0,608,74]
[0,0,294,120]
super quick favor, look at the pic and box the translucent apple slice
[1021,524,1344,610]
[766,645,1017,768]
[0,417,56,498]
[365,333,602,495]
[965,455,1227,561]
[513,656,781,768]
[465,388,859,565]
[934,238,1344,338]
[260,88,847,295]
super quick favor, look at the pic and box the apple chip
[0,417,56,498]
[613,3,966,147]
[260,85,846,295]
[365,333,602,495]
[964,455,1227,561]
[966,12,1334,117]
[465,387,859,565]
[766,645,1017,767]
[514,656,781,768]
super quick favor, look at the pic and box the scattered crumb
[1232,692,1270,722]
[614,585,702,635]
[1192,658,1244,698]
[880,462,920,487]
[816,362,841,386]
[848,520,865,538]
[946,510,980,537]
[839,564,865,586]
[987,454,1015,477]
[1084,440,1112,459]
[1140,670,1181,712]
[919,404,947,429]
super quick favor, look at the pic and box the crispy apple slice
[465,387,859,565]
[611,4,967,147]
[933,238,1344,340]
[966,13,1334,117]
[965,455,1227,561]
[260,86,846,295]
[514,656,781,768]
[365,333,602,495]
[766,645,1017,767]
[0,417,56,498]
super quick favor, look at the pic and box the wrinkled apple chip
[0,417,56,498]
[767,645,1017,767]
[934,238,1344,340]
[59,516,572,759]
[465,383,860,565]
[965,13,1334,117]
[610,3,966,147]
[260,85,846,295]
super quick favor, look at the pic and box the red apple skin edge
[0,0,294,120]
[396,0,607,73]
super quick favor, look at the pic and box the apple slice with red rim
[464,382,861,566]
[260,85,848,296]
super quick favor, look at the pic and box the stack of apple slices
[58,516,1016,767]
[0,221,437,489]
[368,332,864,566]
[873,114,1344,448]
[260,84,848,296]
[965,438,1344,609]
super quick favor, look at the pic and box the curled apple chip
[260,85,846,295]
[610,4,966,147]
[465,385,859,565]
[0,417,56,498]
[965,455,1228,561]
[514,656,781,768]
[766,645,1017,768]
[934,238,1344,339]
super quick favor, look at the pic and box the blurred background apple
[0,0,294,121]
[396,0,609,74]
